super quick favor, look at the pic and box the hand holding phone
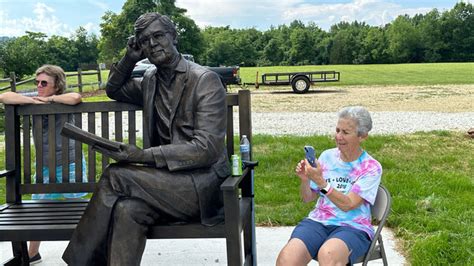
[304,145,317,167]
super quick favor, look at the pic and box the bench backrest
[3,90,252,203]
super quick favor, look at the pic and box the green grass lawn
[240,62,474,87]
[1,132,473,264]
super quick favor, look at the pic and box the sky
[0,0,471,37]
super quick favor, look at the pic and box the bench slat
[20,183,96,194]
[74,113,83,182]
[1,207,86,213]
[7,202,88,208]
[33,115,44,183]
[48,114,57,183]
[0,216,83,221]
[23,115,32,184]
[0,211,86,218]
[0,220,80,225]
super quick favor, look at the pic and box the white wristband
[322,183,331,191]
[320,182,331,194]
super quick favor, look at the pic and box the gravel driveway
[85,110,473,139]
[244,111,474,135]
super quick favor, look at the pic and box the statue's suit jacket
[106,56,230,225]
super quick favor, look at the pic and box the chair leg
[243,197,256,266]
[4,241,29,266]
[378,237,389,266]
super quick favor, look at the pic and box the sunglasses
[34,80,49,87]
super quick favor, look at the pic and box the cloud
[176,0,301,29]
[176,0,457,30]
[282,0,434,29]
[81,22,99,36]
[0,2,74,37]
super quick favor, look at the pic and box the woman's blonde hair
[35,65,66,94]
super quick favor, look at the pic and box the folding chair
[354,185,392,265]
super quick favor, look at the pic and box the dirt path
[231,84,474,112]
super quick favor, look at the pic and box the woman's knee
[318,238,349,265]
[277,239,311,266]
[276,246,294,266]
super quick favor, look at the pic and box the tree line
[0,0,472,79]
[0,28,99,79]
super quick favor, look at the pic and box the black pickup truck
[131,55,241,87]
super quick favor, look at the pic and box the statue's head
[134,12,179,66]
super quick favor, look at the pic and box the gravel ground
[80,111,473,139]
[240,111,474,135]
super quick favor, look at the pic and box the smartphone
[304,145,317,167]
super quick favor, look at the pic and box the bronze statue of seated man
[62,12,229,266]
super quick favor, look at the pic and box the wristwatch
[320,183,331,194]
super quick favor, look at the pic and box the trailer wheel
[291,76,310,93]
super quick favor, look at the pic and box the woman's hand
[295,159,309,182]
[297,159,319,202]
[32,96,52,103]
[304,159,325,187]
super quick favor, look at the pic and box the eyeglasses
[139,31,169,47]
[34,80,49,87]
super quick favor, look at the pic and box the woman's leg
[28,241,41,257]
[318,226,370,265]
[317,238,350,266]
[277,219,329,265]
[276,238,313,266]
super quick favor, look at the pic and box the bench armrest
[220,160,258,191]
[0,170,15,178]
[242,160,259,169]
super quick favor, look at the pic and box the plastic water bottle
[240,135,250,161]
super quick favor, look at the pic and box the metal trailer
[257,71,340,93]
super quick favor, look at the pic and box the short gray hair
[338,106,373,136]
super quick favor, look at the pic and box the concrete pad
[0,226,405,265]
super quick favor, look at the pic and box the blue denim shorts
[290,218,370,264]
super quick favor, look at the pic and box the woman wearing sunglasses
[0,64,84,264]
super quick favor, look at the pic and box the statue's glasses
[139,31,170,47]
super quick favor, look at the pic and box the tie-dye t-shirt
[308,148,382,239]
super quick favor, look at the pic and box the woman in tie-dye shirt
[277,106,382,266]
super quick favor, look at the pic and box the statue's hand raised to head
[126,36,145,63]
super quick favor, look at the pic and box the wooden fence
[0,66,103,92]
